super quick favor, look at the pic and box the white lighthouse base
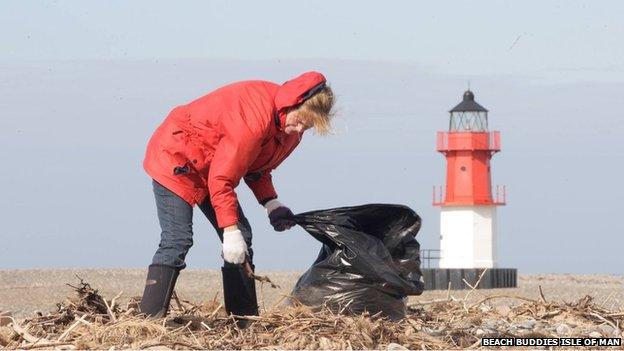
[439,206,498,269]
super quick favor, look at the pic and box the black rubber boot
[222,263,259,328]
[139,264,179,318]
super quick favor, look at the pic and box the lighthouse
[421,90,515,290]
[433,90,506,269]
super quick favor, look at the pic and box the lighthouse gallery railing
[436,131,500,152]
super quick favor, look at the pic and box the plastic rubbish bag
[290,204,424,320]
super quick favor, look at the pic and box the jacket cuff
[216,208,239,229]
[259,196,278,206]
[251,187,277,205]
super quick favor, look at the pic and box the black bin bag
[289,204,424,320]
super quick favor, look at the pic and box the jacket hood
[274,71,326,128]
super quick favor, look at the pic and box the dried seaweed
[1,279,622,350]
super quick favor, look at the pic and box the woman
[139,71,335,321]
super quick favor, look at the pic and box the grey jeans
[151,180,253,270]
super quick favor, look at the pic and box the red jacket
[143,72,326,228]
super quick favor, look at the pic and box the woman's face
[284,110,313,135]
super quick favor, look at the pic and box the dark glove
[265,199,295,232]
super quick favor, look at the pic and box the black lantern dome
[448,90,489,132]
[450,90,488,113]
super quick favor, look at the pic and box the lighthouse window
[449,111,488,132]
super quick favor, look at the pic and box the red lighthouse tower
[433,90,506,268]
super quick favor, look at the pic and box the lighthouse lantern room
[434,90,506,269]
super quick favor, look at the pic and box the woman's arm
[244,171,278,205]
[207,112,265,228]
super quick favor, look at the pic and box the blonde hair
[296,86,335,135]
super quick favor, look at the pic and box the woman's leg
[151,180,195,269]
[198,199,258,323]
[140,180,195,317]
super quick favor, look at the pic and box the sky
[1,1,623,274]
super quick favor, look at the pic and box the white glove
[222,229,248,264]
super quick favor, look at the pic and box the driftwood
[243,259,280,289]
[12,321,53,343]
